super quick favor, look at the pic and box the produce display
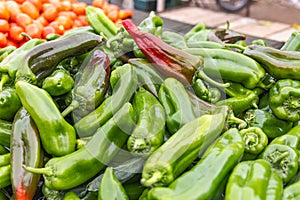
[0,0,133,47]
[1,5,300,200]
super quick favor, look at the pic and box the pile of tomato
[0,0,133,47]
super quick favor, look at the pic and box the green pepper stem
[224,43,246,51]
[61,100,80,117]
[0,74,9,92]
[133,138,148,151]
[273,151,290,165]
[22,165,53,177]
[141,171,163,187]
[197,70,230,88]
[227,112,247,129]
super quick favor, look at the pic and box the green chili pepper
[243,44,300,80]
[42,68,74,96]
[280,31,300,51]
[252,39,268,46]
[10,107,43,200]
[0,146,8,155]
[240,127,268,159]
[128,58,164,97]
[16,32,103,84]
[0,154,9,167]
[0,86,22,122]
[187,40,224,49]
[216,82,259,115]
[127,87,165,156]
[46,33,61,41]
[184,48,267,89]
[148,128,244,200]
[123,182,145,200]
[0,120,11,147]
[63,192,80,200]
[283,179,300,200]
[225,159,283,200]
[269,79,300,122]
[158,77,196,134]
[184,22,207,39]
[61,49,110,119]
[0,46,16,62]
[141,110,227,187]
[192,78,221,103]
[244,109,293,139]
[15,80,76,156]
[85,6,118,39]
[74,64,138,137]
[0,165,10,189]
[98,167,129,200]
[23,103,135,190]
[161,31,187,49]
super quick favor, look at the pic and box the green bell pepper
[225,159,283,200]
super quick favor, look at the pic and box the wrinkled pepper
[225,159,283,200]
[127,87,165,156]
[24,103,135,190]
[10,107,43,200]
[208,26,246,44]
[158,77,196,134]
[0,86,22,122]
[184,48,267,89]
[61,49,110,119]
[192,78,221,103]
[280,31,300,51]
[98,167,129,200]
[269,79,300,122]
[0,120,12,147]
[243,44,300,80]
[141,111,227,187]
[15,81,76,156]
[148,128,244,200]
[42,68,74,96]
[74,64,138,137]
[122,19,202,85]
[244,109,293,138]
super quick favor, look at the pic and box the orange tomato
[28,0,43,11]
[58,11,77,20]
[49,21,64,35]
[77,15,88,26]
[25,23,42,38]
[21,1,40,19]
[71,2,87,15]
[92,0,104,8]
[59,0,72,11]
[0,19,9,32]
[6,1,21,22]
[16,13,33,28]
[0,3,10,21]
[55,15,72,29]
[6,39,18,47]
[42,25,55,38]
[9,25,24,42]
[43,5,58,22]
[0,32,7,48]
[73,19,82,27]
[14,0,26,4]
[35,15,49,26]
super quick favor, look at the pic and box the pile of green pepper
[2,7,300,200]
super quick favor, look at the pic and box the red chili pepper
[122,19,202,84]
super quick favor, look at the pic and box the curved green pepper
[281,31,300,51]
[225,159,283,200]
[24,103,135,190]
[141,111,227,187]
[74,64,138,137]
[42,68,74,96]
[0,165,10,189]
[0,154,9,167]
[98,167,129,200]
[148,128,244,200]
[127,87,165,156]
[192,78,221,103]
[158,78,196,134]
[244,109,293,138]
[62,49,110,119]
[0,87,22,121]
[269,79,300,122]
[283,179,300,200]
[0,46,16,63]
[10,107,43,200]
[0,120,12,147]
[15,80,76,156]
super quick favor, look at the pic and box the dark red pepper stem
[122,19,202,85]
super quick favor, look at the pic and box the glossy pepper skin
[184,48,266,89]
[192,78,221,103]
[0,145,8,155]
[283,179,300,200]
[15,80,76,157]
[243,44,300,80]
[158,78,196,134]
[98,167,129,200]
[74,64,138,137]
[122,19,202,85]
[269,79,300,122]
[240,127,268,160]
[42,68,74,96]
[63,192,80,200]
[61,49,110,119]
[141,110,227,187]
[0,120,12,147]
[216,82,259,115]
[0,86,22,121]
[244,109,293,138]
[148,128,244,200]
[10,107,43,200]
[0,46,16,63]
[24,103,135,191]
[225,159,283,200]
[16,32,103,84]
[127,87,165,156]
[280,31,300,51]
[0,165,10,189]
